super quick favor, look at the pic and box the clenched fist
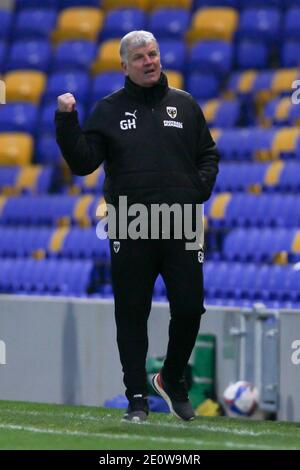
[57,93,76,112]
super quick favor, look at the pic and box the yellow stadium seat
[0,133,33,166]
[271,68,299,96]
[165,70,183,90]
[264,161,284,188]
[4,71,46,103]
[187,8,238,43]
[52,7,103,44]
[150,0,192,10]
[91,39,121,73]
[209,192,232,220]
[16,166,42,193]
[102,0,149,10]
[271,127,300,159]
[202,99,219,123]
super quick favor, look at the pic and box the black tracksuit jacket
[55,73,219,209]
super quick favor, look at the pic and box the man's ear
[121,61,128,75]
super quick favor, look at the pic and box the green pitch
[0,400,299,450]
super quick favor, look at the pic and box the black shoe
[152,371,195,421]
[122,395,149,423]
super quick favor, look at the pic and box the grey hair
[120,30,159,64]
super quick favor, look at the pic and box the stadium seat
[0,103,38,133]
[271,127,300,159]
[0,133,33,166]
[215,162,268,193]
[0,9,13,39]
[60,0,100,7]
[39,101,85,134]
[188,40,232,76]
[164,70,184,89]
[6,40,51,72]
[236,8,281,44]
[14,166,54,194]
[101,8,147,40]
[149,8,190,39]
[193,0,239,8]
[91,39,121,74]
[52,7,103,44]
[236,40,269,70]
[271,68,299,98]
[187,8,238,43]
[4,70,46,103]
[277,162,300,192]
[261,97,291,127]
[202,99,240,128]
[35,134,62,165]
[159,39,186,72]
[52,39,97,71]
[15,0,59,9]
[283,8,300,40]
[44,71,90,103]
[13,8,57,39]
[90,71,124,104]
[186,71,220,100]
[281,40,300,68]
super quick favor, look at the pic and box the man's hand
[57,93,76,112]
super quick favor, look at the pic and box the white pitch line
[0,423,292,450]
[0,407,298,441]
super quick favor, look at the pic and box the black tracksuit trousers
[109,237,205,400]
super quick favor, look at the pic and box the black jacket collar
[124,72,169,106]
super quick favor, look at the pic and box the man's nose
[143,55,153,65]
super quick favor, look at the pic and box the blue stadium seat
[44,71,90,104]
[238,0,282,7]
[35,134,62,164]
[159,39,186,72]
[283,8,300,40]
[101,9,147,40]
[52,40,97,72]
[236,40,269,70]
[0,166,17,190]
[186,71,220,100]
[15,0,59,9]
[0,103,38,133]
[13,8,57,39]
[6,40,51,72]
[215,162,268,192]
[281,40,300,68]
[193,0,239,8]
[149,8,190,39]
[278,162,300,191]
[0,9,13,39]
[39,101,85,134]
[60,0,100,7]
[212,100,240,128]
[189,40,233,76]
[90,71,124,104]
[237,8,281,44]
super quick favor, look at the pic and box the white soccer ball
[223,381,259,417]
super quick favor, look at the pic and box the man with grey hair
[55,30,219,423]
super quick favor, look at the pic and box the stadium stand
[0,0,300,307]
